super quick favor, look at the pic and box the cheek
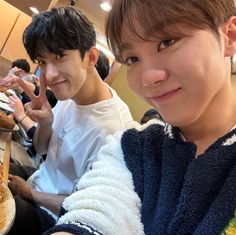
[127,71,142,94]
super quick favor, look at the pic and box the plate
[0,182,16,235]
[0,124,19,132]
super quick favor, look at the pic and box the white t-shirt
[27,87,133,218]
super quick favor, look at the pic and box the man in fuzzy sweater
[45,0,236,234]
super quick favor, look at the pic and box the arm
[8,94,36,133]
[31,191,66,215]
[8,174,66,215]
[0,67,36,94]
[45,132,144,235]
[17,73,53,155]
[33,121,53,155]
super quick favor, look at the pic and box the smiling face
[37,50,90,102]
[120,24,232,127]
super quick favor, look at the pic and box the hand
[8,95,26,121]
[16,72,53,125]
[0,71,25,96]
[8,174,33,200]
[0,74,20,90]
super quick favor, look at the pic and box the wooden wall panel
[0,1,19,53]
[1,11,36,72]
[0,56,11,77]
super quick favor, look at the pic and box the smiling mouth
[49,80,66,88]
[150,88,181,102]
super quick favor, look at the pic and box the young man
[7,7,133,235]
[45,1,236,235]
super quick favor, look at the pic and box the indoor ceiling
[4,0,52,16]
[4,0,110,57]
[4,0,107,35]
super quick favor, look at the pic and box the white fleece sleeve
[57,131,144,235]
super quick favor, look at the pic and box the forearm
[17,114,36,133]
[33,123,52,155]
[31,190,66,215]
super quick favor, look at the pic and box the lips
[150,88,181,103]
[48,80,67,88]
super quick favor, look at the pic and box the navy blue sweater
[122,124,236,234]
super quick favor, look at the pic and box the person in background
[7,6,133,235]
[1,60,58,108]
[95,50,110,80]
[140,108,163,124]
[45,0,236,235]
[11,59,39,85]
[9,94,40,165]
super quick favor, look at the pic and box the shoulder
[121,119,166,147]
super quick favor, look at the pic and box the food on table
[0,111,15,129]
[0,101,14,114]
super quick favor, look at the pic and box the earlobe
[224,16,236,57]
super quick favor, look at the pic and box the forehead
[120,18,193,47]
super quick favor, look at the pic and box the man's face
[120,24,231,128]
[37,50,89,102]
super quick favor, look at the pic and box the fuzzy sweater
[45,120,236,235]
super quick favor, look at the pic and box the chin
[54,93,71,101]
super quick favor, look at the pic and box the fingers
[0,75,14,87]
[16,77,37,101]
[9,94,20,102]
[39,72,47,101]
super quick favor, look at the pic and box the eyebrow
[120,42,134,52]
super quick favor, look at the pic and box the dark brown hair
[23,7,96,62]
[106,0,236,63]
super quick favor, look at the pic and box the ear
[223,16,236,57]
[87,47,99,67]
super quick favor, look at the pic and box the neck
[73,68,112,105]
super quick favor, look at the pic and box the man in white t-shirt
[7,7,133,235]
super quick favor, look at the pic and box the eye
[158,39,175,51]
[124,56,139,66]
[55,53,65,60]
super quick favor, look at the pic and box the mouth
[48,80,67,89]
[150,88,181,103]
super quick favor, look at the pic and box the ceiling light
[100,1,112,12]
[29,7,39,14]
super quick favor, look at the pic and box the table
[0,131,16,235]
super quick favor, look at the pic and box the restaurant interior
[1,1,236,234]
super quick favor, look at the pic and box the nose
[44,63,59,82]
[142,69,167,87]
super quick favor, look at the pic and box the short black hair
[23,7,96,62]
[95,50,110,80]
[12,59,30,73]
